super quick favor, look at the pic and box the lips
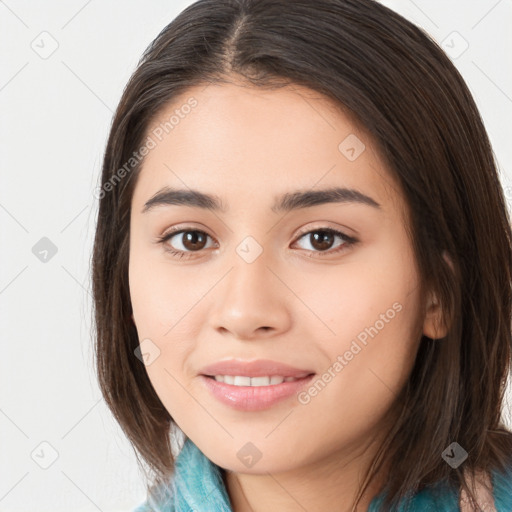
[198,359,316,411]
[199,358,315,379]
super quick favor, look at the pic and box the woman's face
[128,81,437,474]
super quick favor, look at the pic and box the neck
[223,434,389,512]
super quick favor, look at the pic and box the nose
[208,249,292,341]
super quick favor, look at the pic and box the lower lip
[199,374,315,411]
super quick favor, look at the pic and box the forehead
[132,82,402,215]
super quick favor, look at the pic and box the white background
[1,1,511,510]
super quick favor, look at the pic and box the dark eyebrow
[141,186,381,214]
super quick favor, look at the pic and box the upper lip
[199,359,315,378]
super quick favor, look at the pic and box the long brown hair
[91,0,512,509]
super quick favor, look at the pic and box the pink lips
[199,358,314,378]
[198,359,315,411]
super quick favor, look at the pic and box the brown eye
[179,231,208,251]
[158,229,215,257]
[308,231,336,251]
[293,228,358,257]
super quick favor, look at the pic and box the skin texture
[128,81,446,511]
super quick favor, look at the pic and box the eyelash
[156,226,358,260]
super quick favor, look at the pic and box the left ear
[422,291,447,340]
[422,251,453,340]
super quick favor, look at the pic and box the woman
[92,0,512,509]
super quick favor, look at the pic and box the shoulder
[368,482,458,511]
[460,465,512,512]
[369,465,512,512]
[490,463,512,511]
[131,503,153,512]
[459,468,496,511]
[131,479,176,512]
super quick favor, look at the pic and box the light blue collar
[134,437,232,512]
[173,437,232,512]
[135,437,512,512]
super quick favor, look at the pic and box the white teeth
[213,375,300,386]
[234,376,251,386]
[251,376,272,386]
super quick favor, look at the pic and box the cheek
[318,286,420,386]
[128,243,208,397]
[309,251,419,343]
[295,293,421,450]
[129,245,197,335]
[308,243,422,397]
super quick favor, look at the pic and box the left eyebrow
[141,186,381,214]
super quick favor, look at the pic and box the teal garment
[133,437,512,511]
[132,437,231,512]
